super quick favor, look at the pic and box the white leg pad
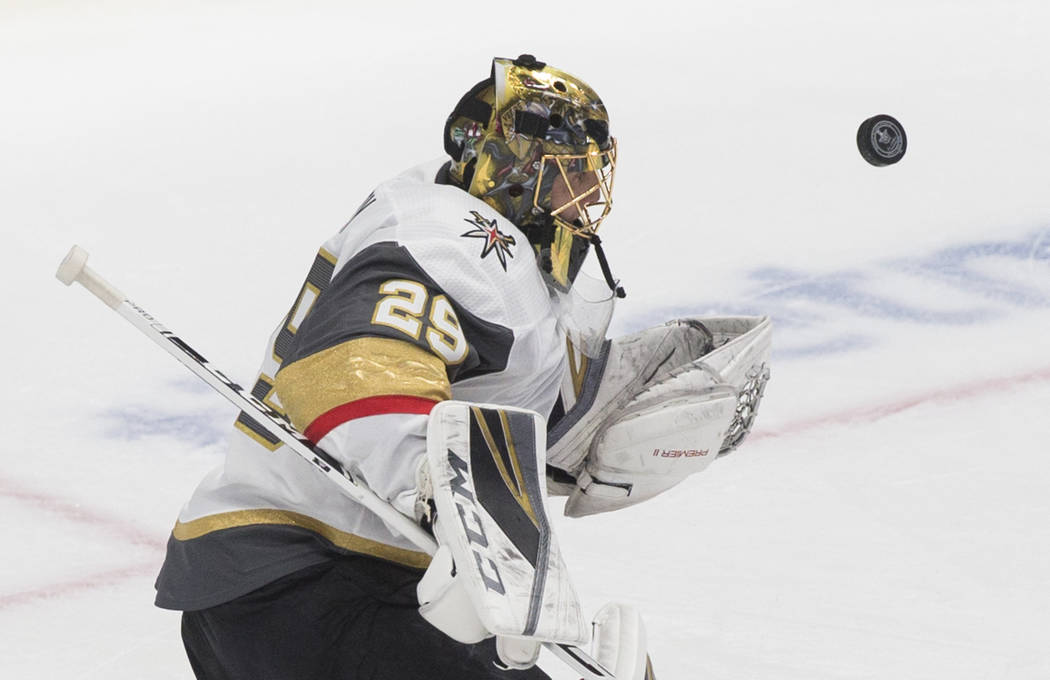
[592,603,649,680]
[496,636,542,670]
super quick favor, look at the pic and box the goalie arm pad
[548,317,772,518]
[417,400,588,649]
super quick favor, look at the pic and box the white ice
[2,2,1049,678]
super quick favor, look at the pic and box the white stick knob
[55,245,126,309]
[56,245,89,285]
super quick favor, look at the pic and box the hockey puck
[856,114,907,166]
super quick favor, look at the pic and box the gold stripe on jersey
[172,509,432,569]
[318,247,337,265]
[233,417,284,451]
[233,373,287,451]
[274,336,451,432]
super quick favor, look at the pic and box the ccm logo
[447,450,507,595]
[652,448,709,458]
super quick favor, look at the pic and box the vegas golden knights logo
[461,210,516,270]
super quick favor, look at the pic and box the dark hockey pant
[180,555,551,680]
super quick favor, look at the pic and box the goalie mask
[445,55,619,293]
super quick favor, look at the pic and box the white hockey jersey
[156,160,569,611]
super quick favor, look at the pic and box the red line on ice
[751,364,1050,441]
[0,562,157,611]
[0,476,165,550]
[0,478,166,609]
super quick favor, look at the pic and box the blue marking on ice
[892,231,1050,308]
[101,379,233,447]
[621,228,1050,361]
[775,334,875,360]
[748,269,997,324]
[103,408,229,448]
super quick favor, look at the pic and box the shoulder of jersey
[321,161,550,326]
[388,166,532,279]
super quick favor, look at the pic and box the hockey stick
[55,245,616,680]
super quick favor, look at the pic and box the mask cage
[533,140,617,238]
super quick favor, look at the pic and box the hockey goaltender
[154,54,771,680]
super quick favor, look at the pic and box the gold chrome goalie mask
[445,55,617,292]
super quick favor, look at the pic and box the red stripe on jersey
[304,395,439,443]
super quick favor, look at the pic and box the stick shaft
[58,246,437,552]
[56,246,615,679]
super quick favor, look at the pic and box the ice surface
[2,2,1049,678]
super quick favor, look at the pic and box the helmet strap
[590,234,626,298]
[522,219,625,298]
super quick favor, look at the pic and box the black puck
[857,114,907,166]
